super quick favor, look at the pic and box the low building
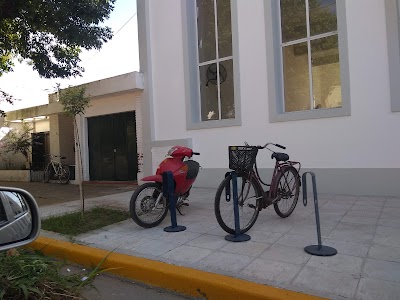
[1,72,144,183]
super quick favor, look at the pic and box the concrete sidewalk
[39,188,400,300]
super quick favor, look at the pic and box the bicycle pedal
[181,203,189,206]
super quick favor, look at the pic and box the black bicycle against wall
[214,143,301,234]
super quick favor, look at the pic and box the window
[4,192,28,219]
[197,0,235,121]
[266,0,350,122]
[183,0,241,129]
[386,0,400,112]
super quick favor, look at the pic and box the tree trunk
[74,118,85,216]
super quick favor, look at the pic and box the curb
[29,237,325,300]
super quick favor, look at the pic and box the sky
[0,0,139,112]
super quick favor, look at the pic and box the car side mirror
[0,187,41,252]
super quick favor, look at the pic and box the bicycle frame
[48,160,63,175]
[251,156,301,210]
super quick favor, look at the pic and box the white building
[137,0,400,196]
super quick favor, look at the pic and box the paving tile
[345,209,382,218]
[157,231,202,246]
[259,244,311,265]
[351,203,383,212]
[276,234,316,249]
[358,196,387,203]
[186,234,229,250]
[293,266,359,298]
[363,258,400,282]
[252,220,295,234]
[355,199,385,208]
[321,201,353,210]
[373,226,400,247]
[306,253,363,275]
[356,278,400,300]
[385,198,400,208]
[115,236,155,250]
[199,251,254,273]
[332,195,359,203]
[288,223,334,238]
[322,239,370,257]
[249,231,283,244]
[131,240,179,257]
[340,216,379,225]
[307,212,344,222]
[128,227,165,239]
[184,220,219,233]
[380,208,400,220]
[206,227,229,237]
[161,245,213,264]
[378,218,400,228]
[79,232,126,244]
[221,241,271,257]
[241,258,301,284]
[328,222,376,243]
[368,245,400,263]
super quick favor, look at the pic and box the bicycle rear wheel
[273,166,300,218]
[59,165,70,184]
[215,173,262,234]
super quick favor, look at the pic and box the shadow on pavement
[0,181,137,206]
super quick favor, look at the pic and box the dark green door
[88,112,137,181]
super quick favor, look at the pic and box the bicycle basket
[228,146,258,172]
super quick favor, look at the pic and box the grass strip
[42,207,130,236]
[0,249,84,300]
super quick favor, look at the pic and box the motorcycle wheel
[130,182,168,228]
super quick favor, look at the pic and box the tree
[0,0,116,114]
[59,85,90,214]
[1,122,38,168]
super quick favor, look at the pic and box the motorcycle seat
[184,160,200,180]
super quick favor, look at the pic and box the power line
[86,12,137,63]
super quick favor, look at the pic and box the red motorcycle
[130,146,200,228]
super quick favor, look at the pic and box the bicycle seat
[272,152,289,161]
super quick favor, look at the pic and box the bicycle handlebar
[256,142,286,150]
[192,152,200,155]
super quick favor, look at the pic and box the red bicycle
[215,143,301,234]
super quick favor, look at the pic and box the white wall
[143,0,400,172]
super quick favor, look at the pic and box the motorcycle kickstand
[176,201,189,216]
[176,206,185,216]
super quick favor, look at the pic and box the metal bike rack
[225,171,251,242]
[302,172,337,256]
[162,171,186,232]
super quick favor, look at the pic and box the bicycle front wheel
[273,166,300,218]
[130,182,168,228]
[43,164,51,183]
[215,173,262,235]
[59,165,70,184]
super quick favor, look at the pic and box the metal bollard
[163,171,186,233]
[302,172,337,256]
[225,171,251,242]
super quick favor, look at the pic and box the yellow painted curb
[29,237,325,300]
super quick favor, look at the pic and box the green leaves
[0,0,116,78]
[1,123,35,164]
[59,85,91,117]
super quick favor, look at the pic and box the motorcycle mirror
[0,187,41,252]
